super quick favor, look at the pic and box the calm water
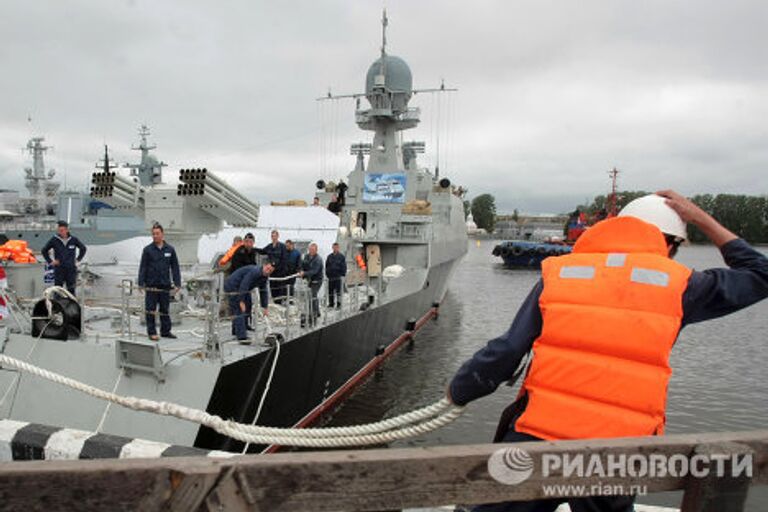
[329,239,768,509]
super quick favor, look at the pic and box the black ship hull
[195,258,460,451]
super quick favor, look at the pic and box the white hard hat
[618,194,687,241]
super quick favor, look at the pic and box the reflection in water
[326,239,768,508]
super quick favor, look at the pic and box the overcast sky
[1,0,766,214]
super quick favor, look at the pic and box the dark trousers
[54,267,77,296]
[472,416,635,511]
[327,277,342,307]
[270,277,288,304]
[229,295,248,340]
[145,290,171,336]
[308,282,321,325]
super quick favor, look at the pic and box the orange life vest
[219,242,243,267]
[0,240,36,264]
[355,253,367,270]
[514,216,692,440]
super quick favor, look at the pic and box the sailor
[258,230,287,302]
[327,194,341,215]
[335,180,348,206]
[41,220,87,296]
[230,233,258,275]
[299,242,323,325]
[224,262,273,341]
[312,197,321,207]
[448,191,768,512]
[137,223,181,341]
[284,239,302,297]
[232,235,243,246]
[325,242,347,309]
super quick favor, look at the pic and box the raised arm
[656,191,768,325]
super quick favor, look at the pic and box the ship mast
[125,125,166,186]
[23,137,59,214]
[607,167,620,216]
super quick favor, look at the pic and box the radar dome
[365,55,413,97]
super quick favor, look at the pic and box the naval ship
[0,13,468,452]
[0,127,162,252]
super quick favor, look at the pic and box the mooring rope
[0,353,464,447]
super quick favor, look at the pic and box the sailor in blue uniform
[299,242,323,325]
[325,243,347,309]
[258,230,287,302]
[284,239,302,297]
[41,220,87,296]
[224,262,274,340]
[138,223,181,341]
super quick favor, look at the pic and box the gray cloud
[1,0,766,214]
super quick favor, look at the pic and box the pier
[0,429,764,511]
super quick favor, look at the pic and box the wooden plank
[0,430,762,511]
[680,442,754,512]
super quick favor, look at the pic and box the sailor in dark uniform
[137,223,181,341]
[41,220,87,296]
[299,242,323,326]
[258,230,287,302]
[325,243,347,309]
[284,239,302,297]
[229,232,258,275]
[224,262,273,341]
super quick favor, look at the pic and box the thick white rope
[0,353,464,447]
[242,339,281,454]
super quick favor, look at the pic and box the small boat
[492,240,571,269]
[493,168,621,269]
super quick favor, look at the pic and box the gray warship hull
[199,257,461,451]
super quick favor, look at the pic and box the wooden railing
[0,430,764,511]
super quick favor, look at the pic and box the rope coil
[0,354,463,448]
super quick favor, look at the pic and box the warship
[0,128,165,253]
[0,13,468,452]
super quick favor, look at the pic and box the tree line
[579,192,768,244]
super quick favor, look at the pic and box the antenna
[379,9,388,77]
[607,167,620,216]
[97,145,117,173]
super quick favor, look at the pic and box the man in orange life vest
[448,191,768,512]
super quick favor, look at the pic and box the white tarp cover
[85,206,340,264]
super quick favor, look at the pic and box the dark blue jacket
[301,253,324,285]
[325,252,347,279]
[449,239,768,407]
[286,248,302,275]
[259,242,287,275]
[41,235,86,269]
[224,265,269,307]
[138,242,181,289]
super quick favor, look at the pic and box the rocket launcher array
[90,171,143,210]
[177,168,259,227]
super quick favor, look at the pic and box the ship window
[17,233,22,238]
[34,234,39,237]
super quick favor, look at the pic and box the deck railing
[0,429,764,511]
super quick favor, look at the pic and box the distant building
[495,213,568,241]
